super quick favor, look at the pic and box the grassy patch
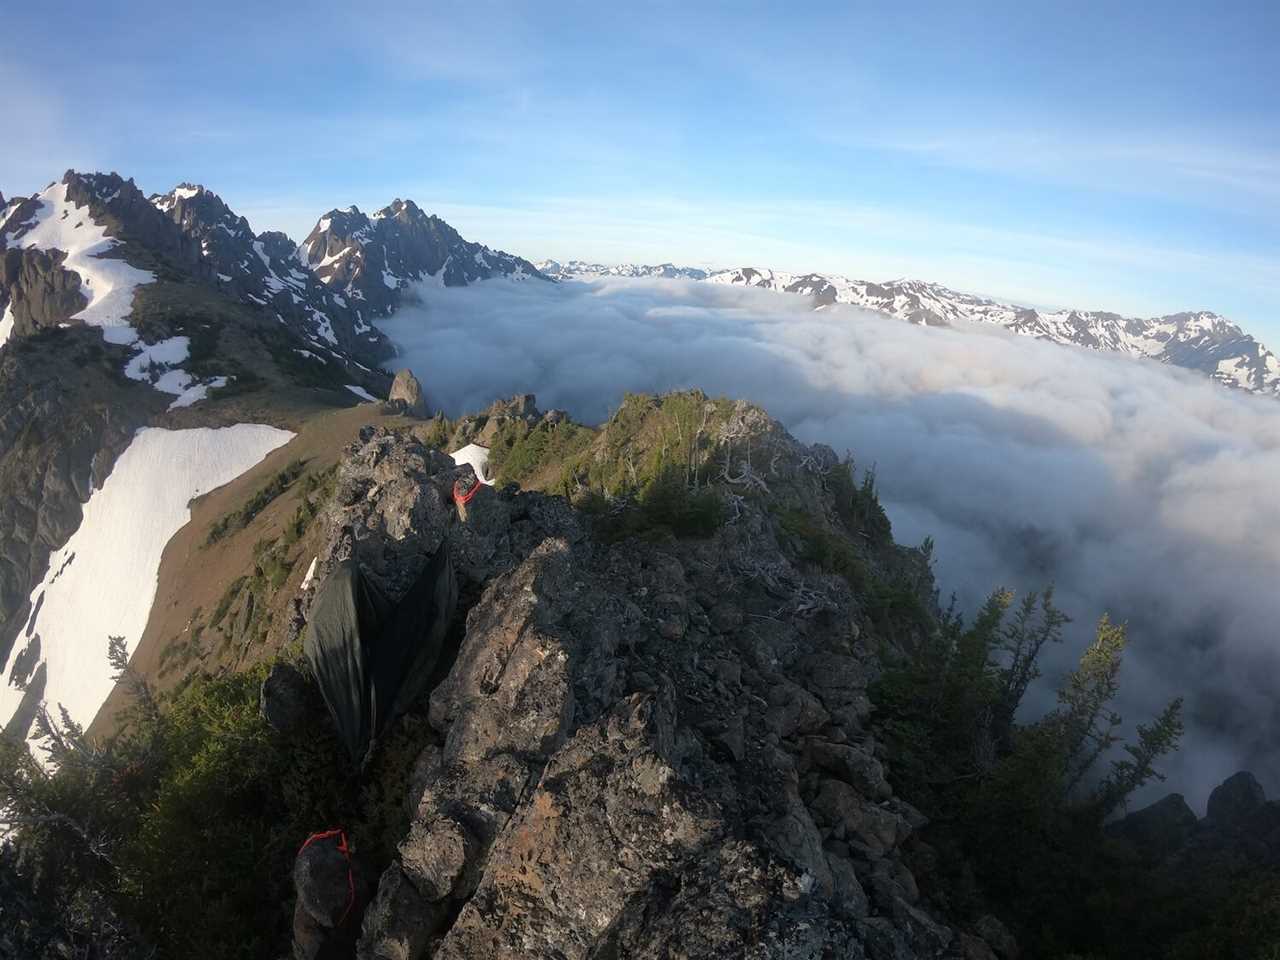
[206,460,306,546]
[779,508,867,588]
[282,465,337,547]
[209,577,247,630]
[491,419,594,490]
[253,537,295,591]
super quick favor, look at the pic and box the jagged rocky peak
[299,198,546,318]
[150,182,254,243]
[0,170,202,342]
[2,170,197,264]
[277,400,998,959]
[141,178,391,365]
[1109,768,1280,875]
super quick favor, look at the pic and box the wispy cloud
[847,125,1280,211]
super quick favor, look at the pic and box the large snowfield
[0,424,294,744]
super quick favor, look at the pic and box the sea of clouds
[380,276,1280,811]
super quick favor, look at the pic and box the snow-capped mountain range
[535,260,710,282]
[539,261,1280,398]
[150,182,388,362]
[1,172,548,387]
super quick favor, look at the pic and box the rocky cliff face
[298,200,545,319]
[1111,769,1280,873]
[281,399,1014,959]
[149,184,392,366]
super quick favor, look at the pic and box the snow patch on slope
[2,181,230,402]
[0,303,14,347]
[0,424,295,745]
[6,180,155,342]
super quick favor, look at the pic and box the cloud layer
[381,277,1280,811]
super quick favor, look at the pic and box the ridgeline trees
[873,588,1187,958]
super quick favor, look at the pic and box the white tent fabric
[449,443,492,485]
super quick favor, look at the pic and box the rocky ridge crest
[298,200,545,319]
[282,395,1012,960]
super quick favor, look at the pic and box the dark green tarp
[304,548,457,764]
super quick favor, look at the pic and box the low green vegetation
[179,464,337,672]
[209,576,247,630]
[413,413,454,451]
[488,419,594,489]
[872,588,1198,959]
[579,391,738,495]
[282,465,337,547]
[0,640,423,959]
[579,466,726,543]
[206,459,307,546]
[471,392,735,542]
[779,506,867,587]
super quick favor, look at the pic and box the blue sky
[3,0,1277,335]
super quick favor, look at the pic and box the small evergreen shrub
[206,460,307,545]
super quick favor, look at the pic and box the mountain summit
[299,199,545,319]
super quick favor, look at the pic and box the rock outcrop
[298,200,545,319]
[1110,769,1280,875]
[286,398,979,959]
[1,247,88,336]
[387,370,429,418]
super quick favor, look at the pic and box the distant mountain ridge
[0,168,542,689]
[148,182,390,364]
[536,259,710,281]
[546,260,1280,398]
[1,171,547,374]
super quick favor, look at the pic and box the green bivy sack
[303,548,457,764]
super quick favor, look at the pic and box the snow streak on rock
[2,179,231,405]
[6,180,155,343]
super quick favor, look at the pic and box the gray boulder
[260,661,311,736]
[387,369,428,417]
